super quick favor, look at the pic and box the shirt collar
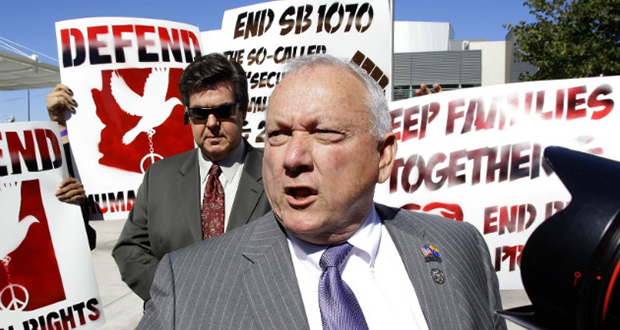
[198,141,246,185]
[286,204,382,273]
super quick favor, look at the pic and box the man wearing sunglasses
[112,53,271,302]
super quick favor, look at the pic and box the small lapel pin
[430,268,445,284]
[421,244,442,262]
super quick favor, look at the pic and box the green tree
[508,0,620,81]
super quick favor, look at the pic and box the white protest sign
[56,17,202,220]
[0,121,104,330]
[375,76,620,289]
[202,0,393,145]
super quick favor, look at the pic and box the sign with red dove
[56,17,200,220]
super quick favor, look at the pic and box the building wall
[392,51,482,100]
[505,30,539,82]
[391,22,527,100]
[394,21,453,52]
[469,40,506,86]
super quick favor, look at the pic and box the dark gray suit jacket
[112,140,271,301]
[137,204,507,330]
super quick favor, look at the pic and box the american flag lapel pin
[421,244,442,263]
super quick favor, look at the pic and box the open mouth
[285,187,317,204]
[287,187,312,199]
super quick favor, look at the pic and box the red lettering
[135,25,158,62]
[61,28,86,68]
[112,25,134,63]
[494,245,524,271]
[588,84,614,120]
[389,143,549,194]
[566,85,588,120]
[426,153,448,190]
[446,98,466,135]
[6,130,37,175]
[401,155,424,193]
[484,206,498,234]
[390,108,403,140]
[447,149,467,187]
[158,27,183,62]
[180,29,202,63]
[87,25,112,65]
[402,105,420,142]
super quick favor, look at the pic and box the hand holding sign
[54,178,86,205]
[46,83,77,129]
[415,83,442,96]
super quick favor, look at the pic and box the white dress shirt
[198,142,245,230]
[286,204,430,330]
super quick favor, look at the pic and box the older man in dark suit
[137,54,507,329]
[112,53,271,301]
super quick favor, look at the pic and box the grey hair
[278,54,391,140]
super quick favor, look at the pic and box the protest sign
[0,121,104,330]
[375,76,620,289]
[55,17,202,220]
[55,1,392,220]
[202,0,393,145]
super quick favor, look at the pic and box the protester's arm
[112,170,160,301]
[415,83,442,96]
[47,84,97,250]
[47,83,79,177]
[47,83,77,144]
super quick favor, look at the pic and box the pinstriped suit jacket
[137,204,507,330]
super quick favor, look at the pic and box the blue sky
[0,0,533,122]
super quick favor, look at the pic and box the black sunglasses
[185,103,239,123]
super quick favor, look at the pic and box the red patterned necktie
[201,164,225,239]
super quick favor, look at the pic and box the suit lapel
[177,149,203,242]
[228,142,265,230]
[177,141,265,240]
[239,214,310,330]
[378,205,459,329]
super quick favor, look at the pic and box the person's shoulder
[147,149,196,171]
[378,203,476,232]
[159,148,197,163]
[379,204,484,251]
[242,141,265,171]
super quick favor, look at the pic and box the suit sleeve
[471,224,508,330]
[112,167,159,301]
[136,253,176,330]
